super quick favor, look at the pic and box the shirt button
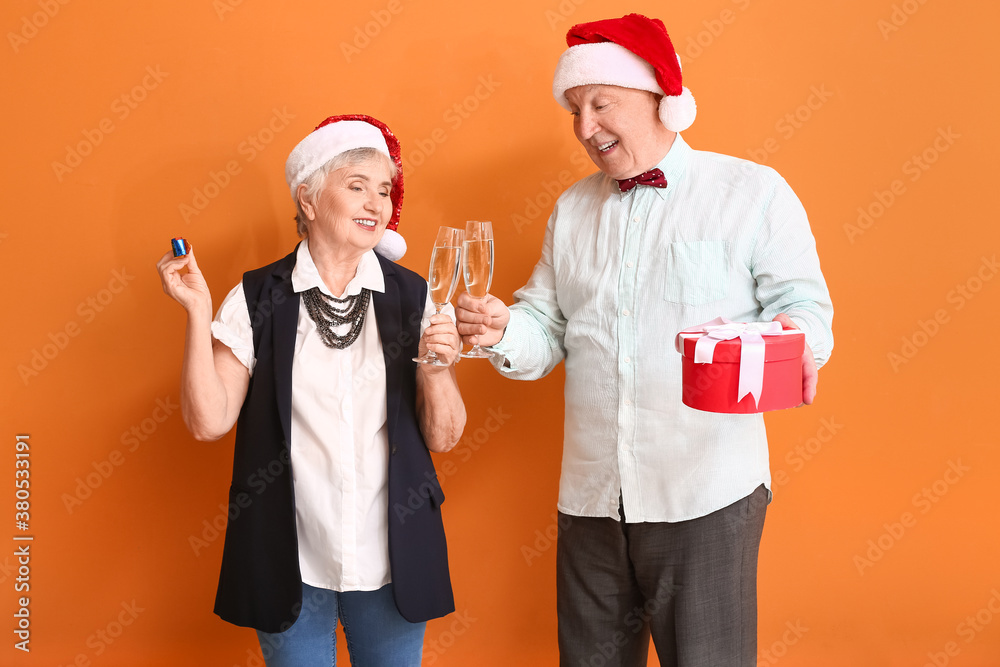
[633,217,640,223]
[622,309,630,316]
[624,399,632,406]
[627,261,634,268]
[624,357,631,363]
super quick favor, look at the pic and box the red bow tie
[616,168,667,193]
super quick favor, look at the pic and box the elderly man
[456,13,834,667]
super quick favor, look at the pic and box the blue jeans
[256,583,425,666]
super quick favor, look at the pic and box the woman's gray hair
[293,147,398,238]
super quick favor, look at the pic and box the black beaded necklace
[301,286,371,349]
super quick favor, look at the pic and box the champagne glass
[460,220,495,359]
[413,226,464,365]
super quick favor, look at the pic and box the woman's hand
[156,243,249,440]
[156,245,212,320]
[418,314,462,369]
[416,313,466,452]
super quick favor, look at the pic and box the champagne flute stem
[426,304,443,362]
[475,296,487,352]
[462,295,494,357]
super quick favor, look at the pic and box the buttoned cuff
[487,311,527,374]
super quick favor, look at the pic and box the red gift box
[675,318,805,414]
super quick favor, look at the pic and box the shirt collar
[614,132,692,201]
[292,238,386,297]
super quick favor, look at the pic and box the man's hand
[772,313,818,405]
[456,292,510,348]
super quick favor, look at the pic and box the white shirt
[212,240,442,592]
[490,134,834,523]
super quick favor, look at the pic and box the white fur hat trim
[285,121,390,197]
[552,42,697,132]
[553,42,663,109]
[374,229,407,262]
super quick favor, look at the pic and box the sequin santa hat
[285,114,407,261]
[552,13,697,133]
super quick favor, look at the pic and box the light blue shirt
[490,134,834,522]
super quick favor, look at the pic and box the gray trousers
[556,485,768,667]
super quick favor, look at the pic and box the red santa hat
[285,114,407,261]
[552,13,697,133]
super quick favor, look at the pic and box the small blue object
[171,237,188,257]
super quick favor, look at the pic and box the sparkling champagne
[462,239,494,298]
[429,246,461,305]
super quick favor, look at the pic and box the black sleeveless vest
[212,247,454,632]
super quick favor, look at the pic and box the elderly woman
[156,115,464,666]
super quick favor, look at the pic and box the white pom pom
[374,228,407,261]
[659,86,697,133]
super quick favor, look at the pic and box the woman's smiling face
[307,156,394,254]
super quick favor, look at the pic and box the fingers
[456,319,489,338]
[422,321,461,345]
[801,343,818,405]
[455,296,492,339]
[157,252,191,295]
[456,322,488,345]
[156,241,213,316]
[157,248,192,275]
[772,313,797,330]
[455,293,509,347]
[774,314,818,405]
[155,250,175,272]
[421,320,462,367]
[455,294,490,327]
[455,306,489,325]
[185,244,202,274]
[459,324,501,347]
[455,292,486,313]
[431,314,477,350]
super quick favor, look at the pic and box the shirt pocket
[662,241,730,305]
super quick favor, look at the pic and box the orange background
[2,0,998,665]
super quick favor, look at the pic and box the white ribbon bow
[677,317,783,407]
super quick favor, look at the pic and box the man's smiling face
[565,84,675,180]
